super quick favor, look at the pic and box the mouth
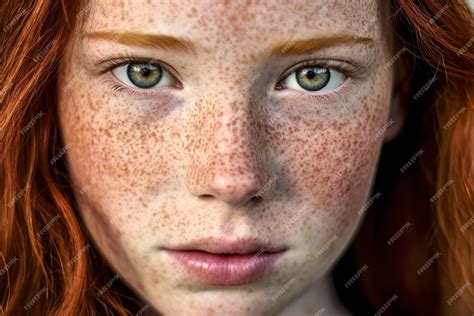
[160,238,288,286]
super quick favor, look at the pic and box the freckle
[148,17,154,23]
[363,102,369,112]
[197,18,208,28]
[187,7,197,17]
[123,166,129,176]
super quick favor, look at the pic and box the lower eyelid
[106,68,182,93]
[98,75,171,99]
[276,78,356,105]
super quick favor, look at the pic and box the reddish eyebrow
[267,35,374,56]
[84,31,197,54]
[84,32,373,57]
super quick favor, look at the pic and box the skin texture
[57,0,396,315]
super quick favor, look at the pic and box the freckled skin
[57,0,394,315]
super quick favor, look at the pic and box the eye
[279,66,346,93]
[111,62,177,89]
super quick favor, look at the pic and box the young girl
[1,0,472,315]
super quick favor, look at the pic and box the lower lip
[163,249,286,286]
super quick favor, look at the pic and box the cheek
[57,74,185,292]
[58,77,183,208]
[273,74,391,238]
[271,81,391,282]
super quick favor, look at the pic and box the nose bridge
[186,91,273,208]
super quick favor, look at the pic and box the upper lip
[162,238,287,255]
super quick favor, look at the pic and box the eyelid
[97,55,183,84]
[278,59,362,82]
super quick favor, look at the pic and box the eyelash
[99,56,360,100]
[279,59,358,81]
[99,56,182,98]
[276,59,361,104]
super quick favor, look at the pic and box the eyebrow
[84,31,373,57]
[84,31,197,54]
[268,35,374,57]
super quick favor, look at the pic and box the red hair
[1,0,472,315]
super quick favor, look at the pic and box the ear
[383,92,406,143]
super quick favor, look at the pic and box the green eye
[111,61,177,90]
[127,63,162,88]
[280,65,345,94]
[295,67,330,91]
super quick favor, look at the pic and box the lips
[161,238,287,286]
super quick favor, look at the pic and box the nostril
[200,194,214,200]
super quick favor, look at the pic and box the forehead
[83,0,384,48]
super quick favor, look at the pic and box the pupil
[141,67,151,76]
[306,70,316,79]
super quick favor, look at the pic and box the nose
[186,98,275,208]
[199,153,268,207]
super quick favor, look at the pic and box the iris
[295,67,330,91]
[127,63,162,88]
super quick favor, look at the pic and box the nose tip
[203,171,265,207]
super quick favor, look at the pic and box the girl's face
[58,0,394,314]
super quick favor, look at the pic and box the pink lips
[161,239,287,286]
